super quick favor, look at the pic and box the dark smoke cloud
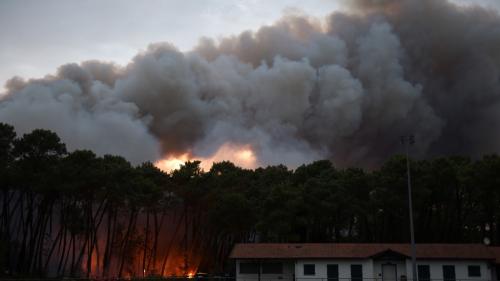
[1,0,499,167]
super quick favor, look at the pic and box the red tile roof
[230,243,500,261]
[489,247,500,264]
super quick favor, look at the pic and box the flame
[155,142,258,172]
[82,228,202,278]
[156,153,191,172]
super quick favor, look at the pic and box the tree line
[1,122,500,278]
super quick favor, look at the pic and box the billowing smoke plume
[1,0,500,167]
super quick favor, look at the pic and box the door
[382,264,397,281]
[443,265,456,281]
[328,264,339,281]
[418,265,430,281]
[351,264,363,281]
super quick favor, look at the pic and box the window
[351,264,363,281]
[418,265,431,281]
[240,263,259,274]
[304,264,316,275]
[327,264,339,281]
[262,262,283,274]
[443,265,456,281]
[468,265,481,277]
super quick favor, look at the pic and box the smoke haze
[1,0,500,167]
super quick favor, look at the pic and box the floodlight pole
[401,135,417,281]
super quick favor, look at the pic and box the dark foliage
[0,123,499,278]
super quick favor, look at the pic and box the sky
[0,0,341,92]
[0,0,498,93]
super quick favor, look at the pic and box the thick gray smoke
[1,0,500,167]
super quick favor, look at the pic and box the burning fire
[156,142,258,171]
[156,153,192,172]
[84,242,201,278]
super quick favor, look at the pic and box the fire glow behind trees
[2,123,500,278]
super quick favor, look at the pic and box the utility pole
[401,135,417,281]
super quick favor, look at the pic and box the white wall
[404,260,492,281]
[236,259,493,281]
[236,260,295,281]
[295,259,374,281]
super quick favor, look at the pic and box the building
[230,243,500,281]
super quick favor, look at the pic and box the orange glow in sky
[155,143,258,172]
